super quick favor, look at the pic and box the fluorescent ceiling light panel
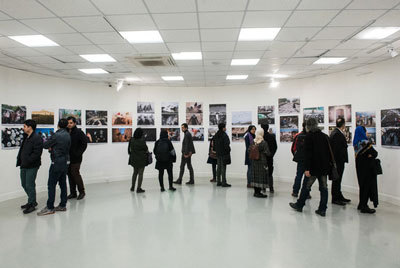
[356,27,400,40]
[125,77,141,82]
[266,73,289,78]
[79,68,109,74]
[162,76,184,81]
[226,75,248,80]
[119,31,163,43]
[313,57,347,65]
[270,81,280,88]
[172,52,202,60]
[8,35,59,47]
[231,59,260,66]
[238,28,281,41]
[80,54,116,62]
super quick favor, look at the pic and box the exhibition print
[329,126,352,144]
[209,104,226,126]
[35,128,54,143]
[86,110,108,126]
[382,127,400,147]
[2,104,27,125]
[112,111,132,126]
[280,128,298,143]
[31,109,54,125]
[137,102,155,126]
[59,109,82,125]
[303,107,324,124]
[161,128,180,142]
[137,114,155,126]
[86,128,108,144]
[142,128,157,142]
[328,104,352,124]
[161,102,179,126]
[278,98,300,114]
[186,102,203,126]
[2,128,24,149]
[258,105,275,125]
[280,116,299,129]
[381,108,400,127]
[356,111,376,128]
[190,128,205,142]
[366,127,376,145]
[232,111,252,126]
[137,102,155,114]
[112,128,132,143]
[208,127,217,141]
[232,127,246,142]
[186,102,203,114]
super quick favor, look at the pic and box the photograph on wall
[232,127,246,142]
[59,109,82,125]
[208,127,217,141]
[86,110,108,126]
[112,112,132,126]
[258,105,275,125]
[366,127,376,145]
[86,128,108,144]
[280,128,298,143]
[209,104,226,126]
[31,109,54,125]
[112,128,132,143]
[161,128,180,142]
[2,104,27,125]
[280,116,299,129]
[356,111,376,127]
[142,128,157,142]
[186,102,203,113]
[137,102,155,114]
[2,128,24,149]
[161,102,179,126]
[138,114,155,126]
[328,104,352,124]
[137,102,155,126]
[190,128,205,142]
[232,111,252,126]
[278,98,300,114]
[303,107,324,124]
[329,126,352,144]
[382,127,400,147]
[186,113,203,125]
[162,114,179,126]
[35,128,54,143]
[381,108,400,127]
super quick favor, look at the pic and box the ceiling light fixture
[79,68,109,74]
[266,73,289,78]
[8,35,59,47]
[162,76,184,81]
[356,27,400,40]
[270,80,280,88]
[125,77,141,82]
[231,59,260,66]
[226,75,248,80]
[80,54,116,62]
[313,57,347,65]
[119,31,164,43]
[238,28,281,41]
[341,20,376,43]
[172,52,202,60]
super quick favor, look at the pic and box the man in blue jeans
[37,119,71,216]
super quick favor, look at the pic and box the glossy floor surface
[1,179,399,268]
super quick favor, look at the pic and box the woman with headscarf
[128,128,148,193]
[250,128,271,198]
[154,130,177,192]
[244,125,256,188]
[353,126,379,214]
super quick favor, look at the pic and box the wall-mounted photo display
[328,104,352,124]
[303,107,324,124]
[2,104,27,125]
[356,111,376,127]
[209,104,226,126]
[232,127,246,142]
[366,127,377,145]
[142,128,157,142]
[381,108,400,128]
[161,128,180,142]
[138,114,155,126]
[137,102,155,114]
[278,98,300,114]
[86,110,108,126]
[112,128,132,143]
[232,111,252,126]
[186,113,202,126]
[329,126,352,144]
[59,109,82,125]
[86,128,108,144]
[137,102,155,126]
[31,109,54,125]
[112,111,132,126]
[208,127,217,141]
[382,127,400,147]
[161,102,179,126]
[186,102,203,126]
[1,128,24,149]
[190,128,204,141]
[258,105,275,125]
[280,128,298,143]
[35,128,54,143]
[280,115,299,129]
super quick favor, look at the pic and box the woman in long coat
[250,128,271,198]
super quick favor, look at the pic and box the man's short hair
[24,119,37,131]
[58,119,68,129]
[181,123,188,129]
[261,123,269,131]
[67,116,77,123]
[336,117,345,128]
[218,123,226,131]
[306,118,318,132]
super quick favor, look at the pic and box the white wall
[1,57,400,205]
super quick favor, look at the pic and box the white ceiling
[0,0,400,87]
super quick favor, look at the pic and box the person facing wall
[128,128,148,193]
[174,123,196,185]
[244,125,256,188]
[214,123,231,187]
[154,130,176,192]
[250,128,271,198]
[261,124,277,193]
[207,134,218,183]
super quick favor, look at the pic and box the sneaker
[55,206,67,212]
[136,188,145,193]
[341,197,351,203]
[221,183,231,187]
[315,210,326,217]
[254,193,268,198]
[332,200,346,206]
[173,179,182,185]
[289,202,302,212]
[23,204,36,214]
[169,187,176,191]
[67,194,77,199]
[37,207,55,216]
[77,193,85,200]
[21,201,37,209]
[291,193,298,197]
[360,207,376,214]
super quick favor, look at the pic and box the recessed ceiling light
[8,35,59,47]
[231,59,260,66]
[125,77,141,82]
[238,28,281,41]
[171,52,202,60]
[162,76,184,81]
[80,54,116,62]
[313,57,347,65]
[79,68,109,74]
[266,73,289,78]
[119,31,163,43]
[356,27,400,40]
[226,75,248,80]
[270,81,280,88]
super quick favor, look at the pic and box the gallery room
[0,0,399,267]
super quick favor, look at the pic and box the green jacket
[128,138,148,168]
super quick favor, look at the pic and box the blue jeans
[47,159,68,209]
[292,162,305,194]
[296,175,328,212]
[246,162,253,184]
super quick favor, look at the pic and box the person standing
[128,128,148,193]
[17,119,43,214]
[329,117,350,206]
[174,123,195,185]
[214,123,231,187]
[37,119,71,216]
[207,134,218,183]
[244,125,256,188]
[250,129,271,198]
[261,123,277,193]
[66,116,88,200]
[154,130,176,192]
[291,123,308,197]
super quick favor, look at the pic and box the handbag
[326,136,340,181]
[374,158,383,175]
[146,152,153,166]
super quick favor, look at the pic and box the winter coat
[17,132,43,168]
[128,138,148,168]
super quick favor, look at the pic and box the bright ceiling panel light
[119,31,163,43]
[80,54,116,62]
[79,68,109,74]
[162,76,184,81]
[226,75,248,80]
[238,28,281,41]
[313,57,347,65]
[231,59,260,66]
[172,52,202,60]
[270,81,280,88]
[356,27,400,40]
[125,77,141,82]
[8,35,59,47]
[266,74,289,78]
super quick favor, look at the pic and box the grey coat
[181,130,196,155]
[251,140,271,188]
[43,128,71,163]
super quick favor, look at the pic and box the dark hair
[24,119,37,131]
[302,122,306,131]
[336,117,345,128]
[67,116,77,123]
[306,118,318,132]
[133,128,143,139]
[261,123,269,131]
[361,126,366,132]
[160,130,168,139]
[247,125,256,133]
[218,123,226,131]
[181,123,188,129]
[58,119,68,129]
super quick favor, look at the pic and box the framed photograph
[86,128,108,143]
[190,128,205,141]
[161,102,179,114]
[232,127,246,142]
[280,128,298,143]
[35,128,54,143]
[328,104,352,124]
[137,102,155,114]
[366,127,376,145]
[278,98,300,114]
[381,109,400,128]
[59,109,82,125]
[112,128,132,143]
[356,111,376,127]
[232,111,252,126]
[280,116,299,129]
[382,127,400,147]
[161,102,179,126]
[142,128,157,142]
[209,104,226,126]
[186,102,203,113]
[112,112,132,126]
[2,104,27,125]
[162,114,179,126]
[137,114,155,126]
[303,107,324,124]
[31,109,54,125]
[2,128,24,149]
[186,113,203,125]
[86,110,108,126]
[161,128,180,142]
[258,105,275,125]
[329,126,352,144]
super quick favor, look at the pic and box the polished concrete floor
[0,178,399,268]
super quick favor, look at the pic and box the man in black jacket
[261,124,278,193]
[67,116,88,200]
[214,123,231,187]
[291,123,307,197]
[330,118,350,205]
[174,123,195,185]
[290,118,332,217]
[17,119,43,214]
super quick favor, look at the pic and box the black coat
[128,138,148,168]
[17,132,43,168]
[207,138,217,165]
[356,143,379,207]
[329,128,349,163]
[263,131,277,158]
[244,132,254,165]
[182,130,195,155]
[304,129,332,177]
[291,131,306,163]
[154,138,176,170]
[69,126,88,164]
[214,130,231,165]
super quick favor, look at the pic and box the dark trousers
[292,162,305,194]
[332,161,345,201]
[20,167,39,204]
[158,167,173,189]
[216,156,227,184]
[267,157,274,189]
[178,155,194,181]
[211,163,217,179]
[68,163,85,195]
[132,167,145,190]
[296,175,328,212]
[47,160,68,209]
[246,162,253,184]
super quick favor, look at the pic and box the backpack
[249,143,260,160]
[291,132,306,161]
[156,140,170,162]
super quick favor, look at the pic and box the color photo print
[112,111,132,126]
[86,110,108,126]
[59,109,82,125]
[161,102,179,126]
[86,128,108,144]
[280,128,298,143]
[329,126,352,144]
[232,127,246,142]
[280,116,299,129]
[232,111,252,126]
[142,128,157,142]
[35,128,54,143]
[258,105,275,125]
[278,98,300,114]
[112,128,132,143]
[190,128,205,141]
[161,128,180,142]
[209,104,226,126]
[356,111,376,127]
[137,102,155,126]
[2,104,26,125]
[186,102,203,126]
[328,104,352,124]
[2,128,24,149]
[303,107,324,124]
[382,127,400,147]
[31,109,54,125]
[381,108,400,127]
